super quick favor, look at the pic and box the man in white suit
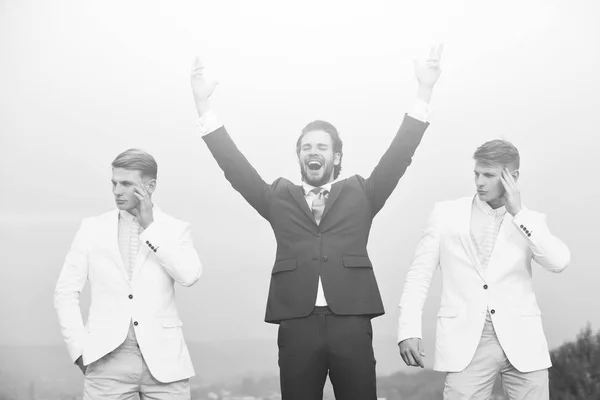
[397,140,570,399]
[54,149,202,399]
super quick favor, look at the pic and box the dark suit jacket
[203,114,429,323]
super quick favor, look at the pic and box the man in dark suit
[190,45,443,400]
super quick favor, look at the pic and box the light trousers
[83,329,190,400]
[443,312,548,400]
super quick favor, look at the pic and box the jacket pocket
[161,317,183,327]
[437,307,459,318]
[271,259,298,275]
[342,255,372,268]
[520,305,542,316]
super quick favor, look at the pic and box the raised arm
[190,57,271,219]
[365,44,443,215]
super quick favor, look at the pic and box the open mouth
[307,160,323,171]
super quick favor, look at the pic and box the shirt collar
[474,194,507,217]
[302,181,334,196]
[119,210,137,223]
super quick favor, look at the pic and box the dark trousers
[277,306,377,400]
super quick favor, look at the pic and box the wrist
[196,100,211,117]
[416,85,433,104]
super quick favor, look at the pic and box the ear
[333,152,341,166]
[146,179,157,194]
[512,170,520,182]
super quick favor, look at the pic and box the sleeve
[512,208,571,273]
[397,204,442,343]
[365,114,430,215]
[139,220,203,287]
[53,219,90,363]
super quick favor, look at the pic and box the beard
[300,159,335,187]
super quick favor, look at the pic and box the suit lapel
[288,184,318,225]
[131,243,150,280]
[321,180,345,223]
[456,197,486,279]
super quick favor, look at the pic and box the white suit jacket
[398,196,570,373]
[54,207,202,383]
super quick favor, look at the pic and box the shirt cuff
[196,109,223,136]
[407,99,431,122]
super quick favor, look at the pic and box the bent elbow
[178,264,202,287]
[547,248,571,273]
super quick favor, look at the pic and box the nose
[113,184,123,196]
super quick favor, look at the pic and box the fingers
[499,173,510,192]
[399,348,410,366]
[133,181,150,204]
[399,340,424,368]
[191,56,204,75]
[418,340,427,359]
[411,348,425,368]
[405,350,417,367]
[501,168,518,191]
[427,43,444,62]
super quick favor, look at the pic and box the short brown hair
[111,149,158,179]
[473,139,520,170]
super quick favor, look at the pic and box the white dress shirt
[302,181,333,306]
[470,195,507,269]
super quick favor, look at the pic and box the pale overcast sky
[1,0,598,374]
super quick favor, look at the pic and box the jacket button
[322,256,328,262]
[483,285,488,290]
[133,321,139,326]
[490,309,495,314]
[128,294,133,299]
[316,232,321,237]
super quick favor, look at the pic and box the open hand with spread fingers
[191,56,219,117]
[500,167,522,216]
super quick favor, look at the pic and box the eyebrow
[111,179,135,184]
[302,142,330,148]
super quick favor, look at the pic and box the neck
[487,198,505,210]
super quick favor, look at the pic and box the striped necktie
[310,187,329,225]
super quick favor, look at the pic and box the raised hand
[399,337,426,368]
[131,181,154,229]
[500,167,522,216]
[415,43,443,89]
[191,56,219,116]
